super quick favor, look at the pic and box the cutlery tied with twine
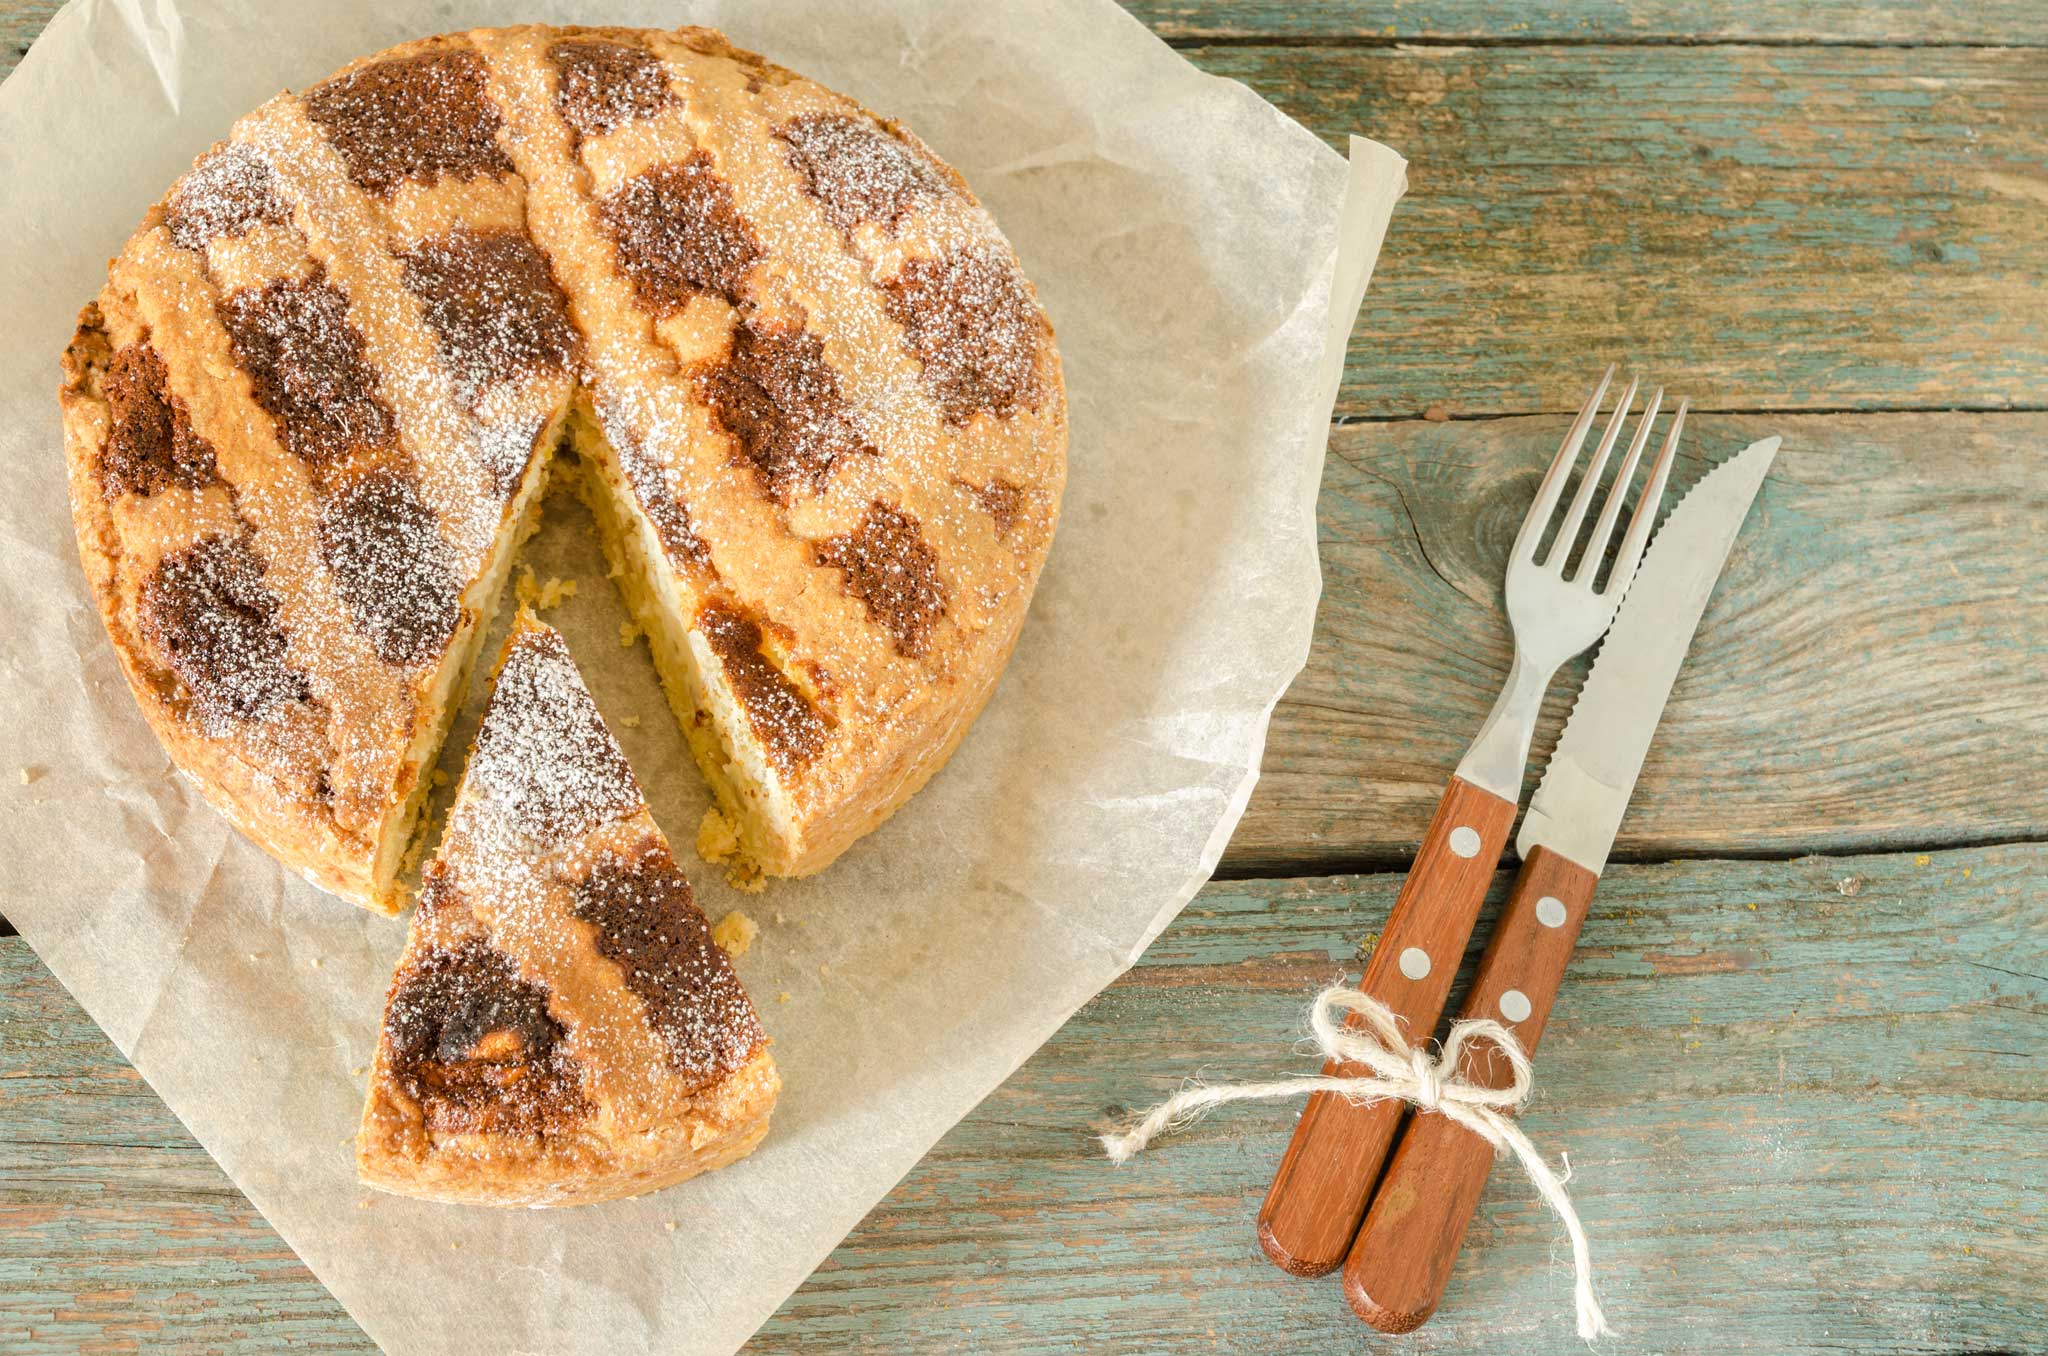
[1101,985,1610,1341]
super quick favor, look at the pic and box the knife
[1339,434,1782,1332]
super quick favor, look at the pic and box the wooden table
[3,2,2042,1351]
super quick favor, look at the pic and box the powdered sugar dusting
[778,112,949,237]
[549,38,674,145]
[219,270,398,469]
[316,465,461,668]
[139,533,315,731]
[466,624,644,843]
[597,154,762,314]
[399,230,581,407]
[570,844,764,1085]
[815,501,949,658]
[165,143,292,251]
[303,48,514,197]
[880,244,1046,425]
[701,315,875,504]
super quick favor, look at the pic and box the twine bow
[1101,986,1610,1340]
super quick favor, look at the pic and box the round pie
[59,24,1067,912]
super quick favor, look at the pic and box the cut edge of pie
[357,609,779,1207]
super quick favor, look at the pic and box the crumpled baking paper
[0,0,1403,1350]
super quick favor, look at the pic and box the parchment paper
[0,1,1404,1350]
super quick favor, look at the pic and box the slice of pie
[357,611,778,1206]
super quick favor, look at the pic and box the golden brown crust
[63,25,1067,909]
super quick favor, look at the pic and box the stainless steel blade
[1517,436,1781,874]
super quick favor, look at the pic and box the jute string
[1101,985,1610,1340]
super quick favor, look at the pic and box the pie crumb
[712,909,758,958]
[696,805,739,861]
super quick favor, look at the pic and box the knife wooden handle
[1341,844,1599,1329]
[1256,776,1517,1277]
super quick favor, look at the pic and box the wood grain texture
[1196,42,2048,418]
[1120,0,2048,45]
[5,0,2046,66]
[4,842,2042,1353]
[1345,844,1600,1331]
[1227,410,2048,875]
[1257,776,1514,1275]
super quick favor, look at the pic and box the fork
[1255,366,1679,1277]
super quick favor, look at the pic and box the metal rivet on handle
[1500,989,1533,1023]
[1448,826,1482,858]
[1398,947,1431,980]
[1536,896,1567,929]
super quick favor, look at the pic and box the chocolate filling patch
[570,844,763,1083]
[165,144,291,252]
[220,271,396,470]
[965,477,1027,537]
[385,937,591,1136]
[597,154,761,314]
[98,342,220,500]
[140,534,312,725]
[881,245,1045,425]
[317,466,461,668]
[778,113,947,237]
[701,318,874,504]
[814,501,948,658]
[400,229,581,408]
[303,48,514,197]
[468,626,643,842]
[550,38,674,145]
[697,601,827,775]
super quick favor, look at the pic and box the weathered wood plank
[1226,409,2048,875]
[1192,42,2048,418]
[4,842,2041,1352]
[8,0,2042,73]
[1120,0,2048,46]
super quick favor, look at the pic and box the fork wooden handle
[1255,775,1517,1276]
[1342,845,1599,1329]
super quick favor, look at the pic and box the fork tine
[1545,373,1639,571]
[1514,364,1615,561]
[1604,398,1687,597]
[1573,385,1663,586]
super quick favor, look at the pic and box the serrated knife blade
[1516,435,1781,874]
